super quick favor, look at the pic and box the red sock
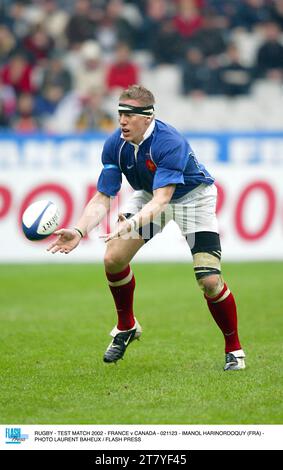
[205,283,242,353]
[106,265,135,331]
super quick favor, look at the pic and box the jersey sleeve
[97,137,122,197]
[152,138,188,190]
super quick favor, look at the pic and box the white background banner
[0,136,283,262]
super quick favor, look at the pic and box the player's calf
[192,253,245,370]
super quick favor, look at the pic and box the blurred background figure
[96,0,141,55]
[0,75,17,119]
[255,21,283,80]
[22,23,54,64]
[188,14,227,58]
[151,17,185,65]
[74,40,105,97]
[218,43,254,96]
[39,0,69,49]
[2,1,33,40]
[271,0,283,29]
[65,0,99,47]
[0,53,36,95]
[173,0,204,39]
[106,42,139,91]
[0,100,10,128]
[35,83,66,121]
[181,46,220,96]
[231,0,274,30]
[75,87,115,132]
[0,24,17,62]
[11,92,39,132]
[39,51,73,96]
[138,0,170,51]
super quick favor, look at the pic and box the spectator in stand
[270,0,283,30]
[0,25,17,62]
[0,76,17,118]
[65,0,99,47]
[189,14,228,58]
[173,0,204,39]
[151,17,185,64]
[218,43,254,96]
[201,0,238,18]
[138,0,170,50]
[181,46,221,96]
[11,92,40,132]
[35,83,66,119]
[255,21,283,80]
[76,87,115,132]
[126,0,147,16]
[74,40,105,97]
[106,42,139,92]
[0,100,10,128]
[2,1,32,40]
[39,0,69,48]
[231,0,274,31]
[40,51,73,96]
[97,0,139,54]
[22,24,54,64]
[0,53,35,95]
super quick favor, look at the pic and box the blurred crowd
[0,0,283,133]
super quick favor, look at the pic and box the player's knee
[104,250,127,273]
[197,274,223,297]
[193,251,223,297]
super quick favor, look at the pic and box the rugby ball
[22,200,60,241]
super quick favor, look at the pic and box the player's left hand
[100,214,132,242]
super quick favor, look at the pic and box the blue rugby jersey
[97,119,214,201]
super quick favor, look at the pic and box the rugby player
[47,85,245,371]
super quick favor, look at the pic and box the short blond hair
[119,85,155,107]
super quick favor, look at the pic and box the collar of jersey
[120,119,155,146]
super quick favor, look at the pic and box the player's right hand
[47,229,81,254]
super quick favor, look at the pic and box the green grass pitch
[0,262,282,424]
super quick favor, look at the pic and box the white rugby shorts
[121,183,219,236]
